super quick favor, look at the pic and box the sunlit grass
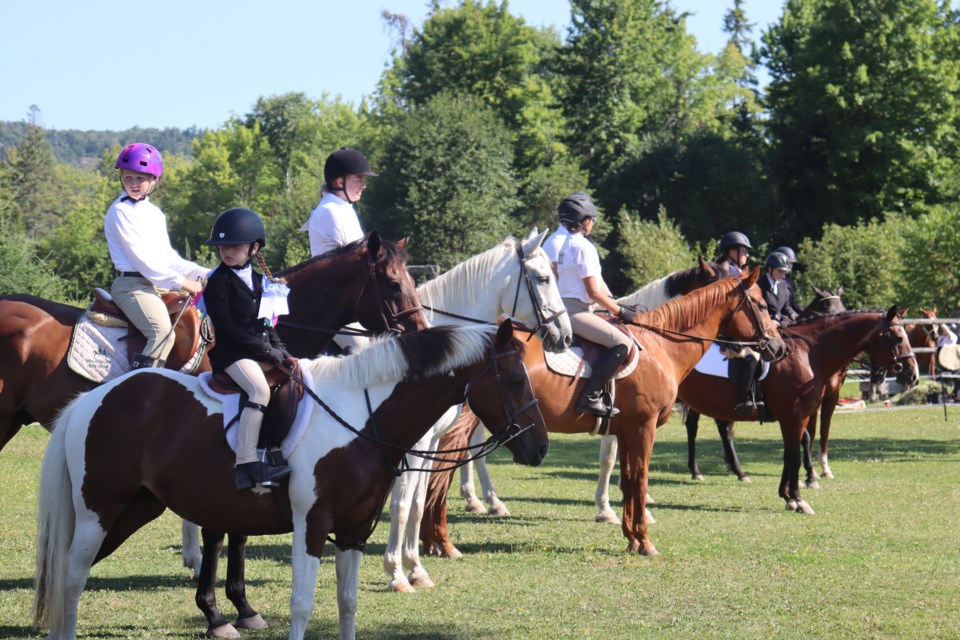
[2,406,959,639]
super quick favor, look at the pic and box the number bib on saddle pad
[694,342,771,381]
[197,370,315,461]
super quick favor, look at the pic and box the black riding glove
[617,306,637,324]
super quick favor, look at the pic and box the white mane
[417,238,518,323]
[299,324,499,389]
[616,273,674,310]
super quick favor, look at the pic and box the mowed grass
[1,406,959,639]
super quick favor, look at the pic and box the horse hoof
[594,511,620,525]
[646,494,656,504]
[464,500,487,514]
[644,509,657,525]
[692,473,705,481]
[387,579,416,593]
[806,479,821,490]
[487,503,510,517]
[640,545,660,557]
[738,476,751,483]
[410,575,436,589]
[785,499,798,511]
[236,614,267,630]
[207,623,240,638]
[440,546,463,559]
[795,500,816,515]
[822,470,835,479]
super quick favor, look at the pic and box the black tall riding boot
[577,344,629,417]
[733,356,761,417]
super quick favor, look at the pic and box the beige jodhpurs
[110,276,175,360]
[226,359,272,465]
[564,298,632,350]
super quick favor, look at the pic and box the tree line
[1,0,958,314]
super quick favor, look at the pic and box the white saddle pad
[543,341,641,380]
[66,312,206,384]
[694,343,770,380]
[197,369,315,460]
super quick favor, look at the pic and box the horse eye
[539,276,550,285]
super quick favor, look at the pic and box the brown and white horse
[420,269,785,558]
[33,321,548,640]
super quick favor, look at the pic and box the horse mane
[417,238,519,311]
[301,324,502,389]
[636,276,740,332]
[617,261,722,310]
[275,233,409,279]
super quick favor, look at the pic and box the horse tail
[424,407,479,512]
[33,403,76,631]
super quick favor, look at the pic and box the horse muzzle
[758,334,787,362]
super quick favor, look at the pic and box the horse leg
[616,427,658,556]
[802,417,820,489]
[684,408,705,481]
[182,519,202,579]
[225,533,267,630]
[594,435,621,524]
[420,487,462,559]
[194,529,238,639]
[385,454,418,593]
[780,419,815,515]
[716,420,749,482]
[818,391,839,479]
[288,526,322,640]
[56,521,108,640]
[405,468,435,588]
[459,428,487,513]
[335,547,362,640]
[474,433,510,516]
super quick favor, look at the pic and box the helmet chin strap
[332,178,357,205]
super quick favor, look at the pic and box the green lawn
[2,405,958,639]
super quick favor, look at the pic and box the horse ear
[812,285,824,297]
[367,231,382,257]
[522,228,548,254]
[698,255,716,278]
[395,236,410,249]
[886,305,899,322]
[495,316,515,346]
[837,285,844,296]
[743,266,761,287]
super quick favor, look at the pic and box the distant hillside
[0,122,204,166]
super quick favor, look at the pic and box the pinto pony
[419,269,785,560]
[33,322,547,640]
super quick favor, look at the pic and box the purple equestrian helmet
[115,143,163,178]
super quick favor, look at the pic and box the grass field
[2,405,959,639]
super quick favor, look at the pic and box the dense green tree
[761,0,960,238]
[364,92,516,268]
[2,110,59,238]
[613,207,697,292]
[0,215,64,298]
[798,217,907,310]
[897,206,960,313]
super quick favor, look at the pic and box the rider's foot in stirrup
[734,401,755,417]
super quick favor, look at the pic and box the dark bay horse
[677,285,848,484]
[674,307,918,514]
[34,321,548,640]
[419,269,785,558]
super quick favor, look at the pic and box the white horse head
[417,231,572,352]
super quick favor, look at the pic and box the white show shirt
[104,195,208,290]
[299,192,364,256]
[542,225,570,264]
[554,231,602,303]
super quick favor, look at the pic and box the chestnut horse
[673,307,918,514]
[33,321,548,640]
[455,259,723,516]
[420,269,785,559]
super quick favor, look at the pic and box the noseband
[727,281,782,360]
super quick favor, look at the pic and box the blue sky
[1,1,784,132]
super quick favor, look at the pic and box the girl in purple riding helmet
[104,143,209,369]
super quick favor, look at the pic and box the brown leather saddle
[90,288,207,370]
[571,322,639,381]
[209,364,305,451]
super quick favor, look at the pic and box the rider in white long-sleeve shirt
[105,143,208,369]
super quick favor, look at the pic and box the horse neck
[279,253,363,355]
[417,246,512,325]
[635,281,739,378]
[790,313,884,370]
